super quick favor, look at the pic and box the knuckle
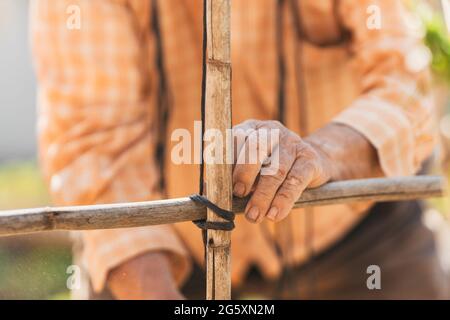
[232,127,247,137]
[285,173,306,189]
[259,120,283,130]
[274,166,288,180]
[296,142,318,160]
[276,189,295,201]
[302,161,320,178]
[279,133,301,150]
[233,128,255,140]
[244,119,260,128]
[279,141,296,157]
[254,187,274,201]
[242,119,256,126]
[270,120,283,128]
[263,167,287,184]
[234,120,258,133]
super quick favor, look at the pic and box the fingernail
[267,207,279,221]
[246,207,260,222]
[233,182,245,197]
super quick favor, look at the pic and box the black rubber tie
[190,194,235,231]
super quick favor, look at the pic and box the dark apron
[182,200,449,300]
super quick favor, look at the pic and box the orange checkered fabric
[30,0,435,292]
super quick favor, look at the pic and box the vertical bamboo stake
[205,0,233,300]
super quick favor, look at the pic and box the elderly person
[30,0,447,299]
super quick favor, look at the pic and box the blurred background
[0,0,449,299]
[0,0,71,299]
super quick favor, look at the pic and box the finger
[244,144,296,223]
[232,121,256,160]
[266,159,315,222]
[231,121,256,194]
[233,128,277,198]
[232,127,255,169]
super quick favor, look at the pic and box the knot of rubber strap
[190,194,235,231]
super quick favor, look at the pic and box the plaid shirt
[31,0,435,292]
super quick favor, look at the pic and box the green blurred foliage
[0,245,71,299]
[0,161,71,300]
[404,0,450,87]
[424,12,450,84]
[0,161,50,210]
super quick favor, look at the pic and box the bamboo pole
[204,0,233,300]
[0,176,445,237]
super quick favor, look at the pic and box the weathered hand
[232,120,334,223]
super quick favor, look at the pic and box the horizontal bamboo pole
[0,176,446,237]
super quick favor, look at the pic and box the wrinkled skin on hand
[232,119,334,223]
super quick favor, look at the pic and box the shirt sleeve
[30,0,191,293]
[333,0,436,176]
